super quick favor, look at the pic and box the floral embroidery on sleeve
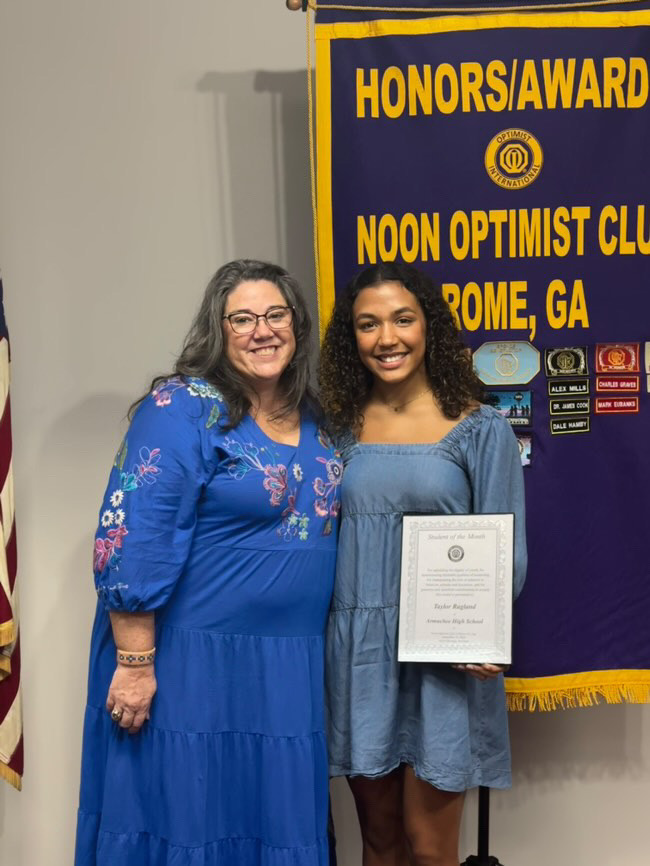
[94,526,128,572]
[96,377,221,592]
[94,445,163,574]
[151,378,186,407]
[187,380,223,400]
[206,404,221,429]
[151,377,224,430]
[120,447,161,491]
[113,438,128,470]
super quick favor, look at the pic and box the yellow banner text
[356,58,649,119]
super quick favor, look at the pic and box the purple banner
[315,4,650,708]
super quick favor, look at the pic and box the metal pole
[461,787,504,866]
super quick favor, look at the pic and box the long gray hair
[130,259,316,428]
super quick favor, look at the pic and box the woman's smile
[374,351,409,368]
[353,281,427,386]
[249,344,281,356]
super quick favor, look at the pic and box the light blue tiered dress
[75,378,341,866]
[326,405,527,791]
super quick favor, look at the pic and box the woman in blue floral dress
[75,260,342,866]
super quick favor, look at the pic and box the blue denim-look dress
[326,405,527,792]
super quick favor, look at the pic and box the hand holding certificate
[398,514,514,665]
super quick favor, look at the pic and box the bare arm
[105,612,157,734]
[110,611,154,650]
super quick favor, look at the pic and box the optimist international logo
[448,545,465,562]
[485,129,543,189]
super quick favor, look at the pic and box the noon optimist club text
[354,205,650,339]
[356,57,649,117]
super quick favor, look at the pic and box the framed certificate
[397,513,514,664]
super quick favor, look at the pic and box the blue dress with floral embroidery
[75,378,342,866]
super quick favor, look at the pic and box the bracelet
[116,647,156,667]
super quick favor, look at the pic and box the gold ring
[111,708,123,721]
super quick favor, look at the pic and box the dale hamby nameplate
[398,514,514,664]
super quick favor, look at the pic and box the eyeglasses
[223,306,294,335]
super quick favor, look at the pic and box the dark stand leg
[327,799,337,866]
[461,787,504,866]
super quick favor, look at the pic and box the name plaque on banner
[398,514,513,664]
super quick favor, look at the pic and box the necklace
[382,387,432,413]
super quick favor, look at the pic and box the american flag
[0,277,21,790]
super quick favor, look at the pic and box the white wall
[0,3,647,864]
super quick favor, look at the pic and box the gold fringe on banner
[0,761,22,791]
[506,670,650,711]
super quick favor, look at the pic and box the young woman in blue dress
[319,263,527,866]
[76,260,342,866]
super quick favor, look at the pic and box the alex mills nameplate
[398,514,513,664]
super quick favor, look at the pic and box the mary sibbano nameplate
[398,514,514,664]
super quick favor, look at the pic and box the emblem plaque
[595,343,640,373]
[473,342,540,386]
[545,347,588,377]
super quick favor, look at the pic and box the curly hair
[318,262,483,436]
[129,259,317,428]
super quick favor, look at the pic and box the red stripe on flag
[0,393,12,487]
[0,593,11,636]
[7,734,23,777]
[6,521,16,595]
